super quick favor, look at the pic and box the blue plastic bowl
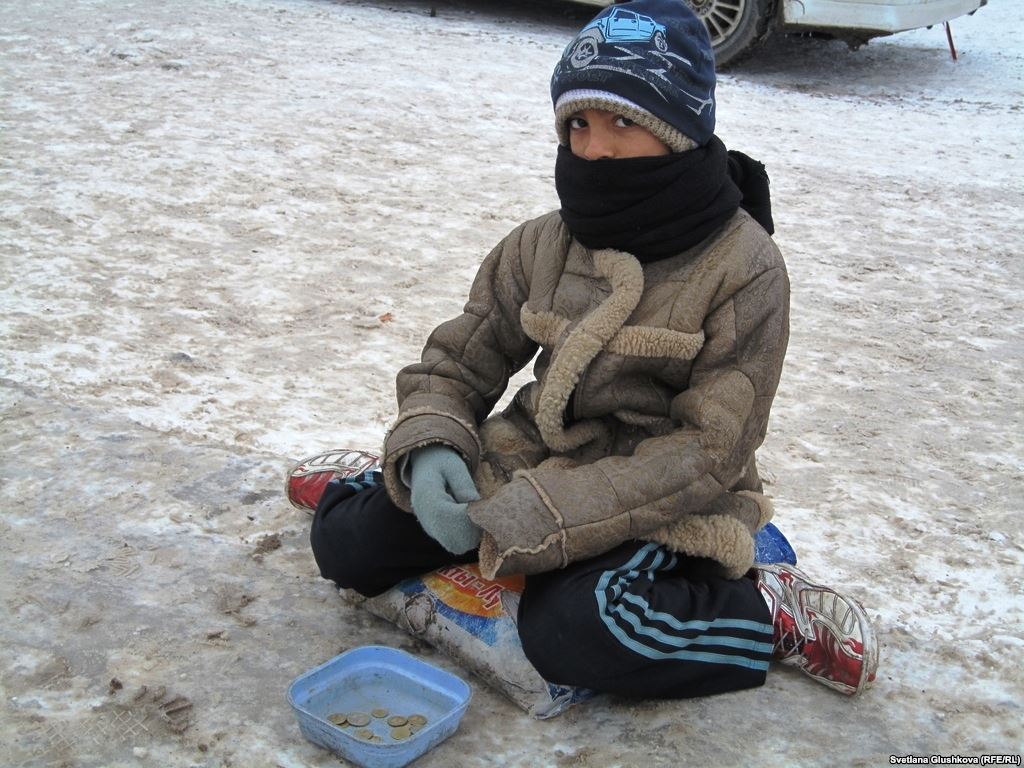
[288,645,472,768]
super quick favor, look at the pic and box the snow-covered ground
[1,0,1021,765]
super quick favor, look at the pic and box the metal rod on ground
[944,22,958,61]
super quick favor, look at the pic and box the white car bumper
[782,0,986,33]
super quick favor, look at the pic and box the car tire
[653,30,668,52]
[568,31,603,69]
[684,0,773,69]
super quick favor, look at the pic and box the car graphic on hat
[568,7,668,68]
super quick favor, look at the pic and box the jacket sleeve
[469,261,790,578]
[381,221,545,510]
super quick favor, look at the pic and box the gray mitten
[409,445,482,554]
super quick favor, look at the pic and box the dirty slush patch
[1,381,465,767]
[2,384,308,766]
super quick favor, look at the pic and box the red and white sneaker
[755,563,879,696]
[285,449,381,514]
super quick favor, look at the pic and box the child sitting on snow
[302,0,877,698]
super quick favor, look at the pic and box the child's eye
[615,115,636,128]
[568,116,588,130]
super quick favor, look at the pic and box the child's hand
[409,445,482,554]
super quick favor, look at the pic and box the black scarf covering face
[555,135,774,263]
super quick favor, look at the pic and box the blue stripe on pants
[594,543,772,671]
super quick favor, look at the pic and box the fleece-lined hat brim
[554,89,697,154]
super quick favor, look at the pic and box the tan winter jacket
[382,209,789,580]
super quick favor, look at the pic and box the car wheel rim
[686,0,746,47]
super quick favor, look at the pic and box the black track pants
[310,476,773,699]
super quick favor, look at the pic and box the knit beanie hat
[551,0,716,151]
